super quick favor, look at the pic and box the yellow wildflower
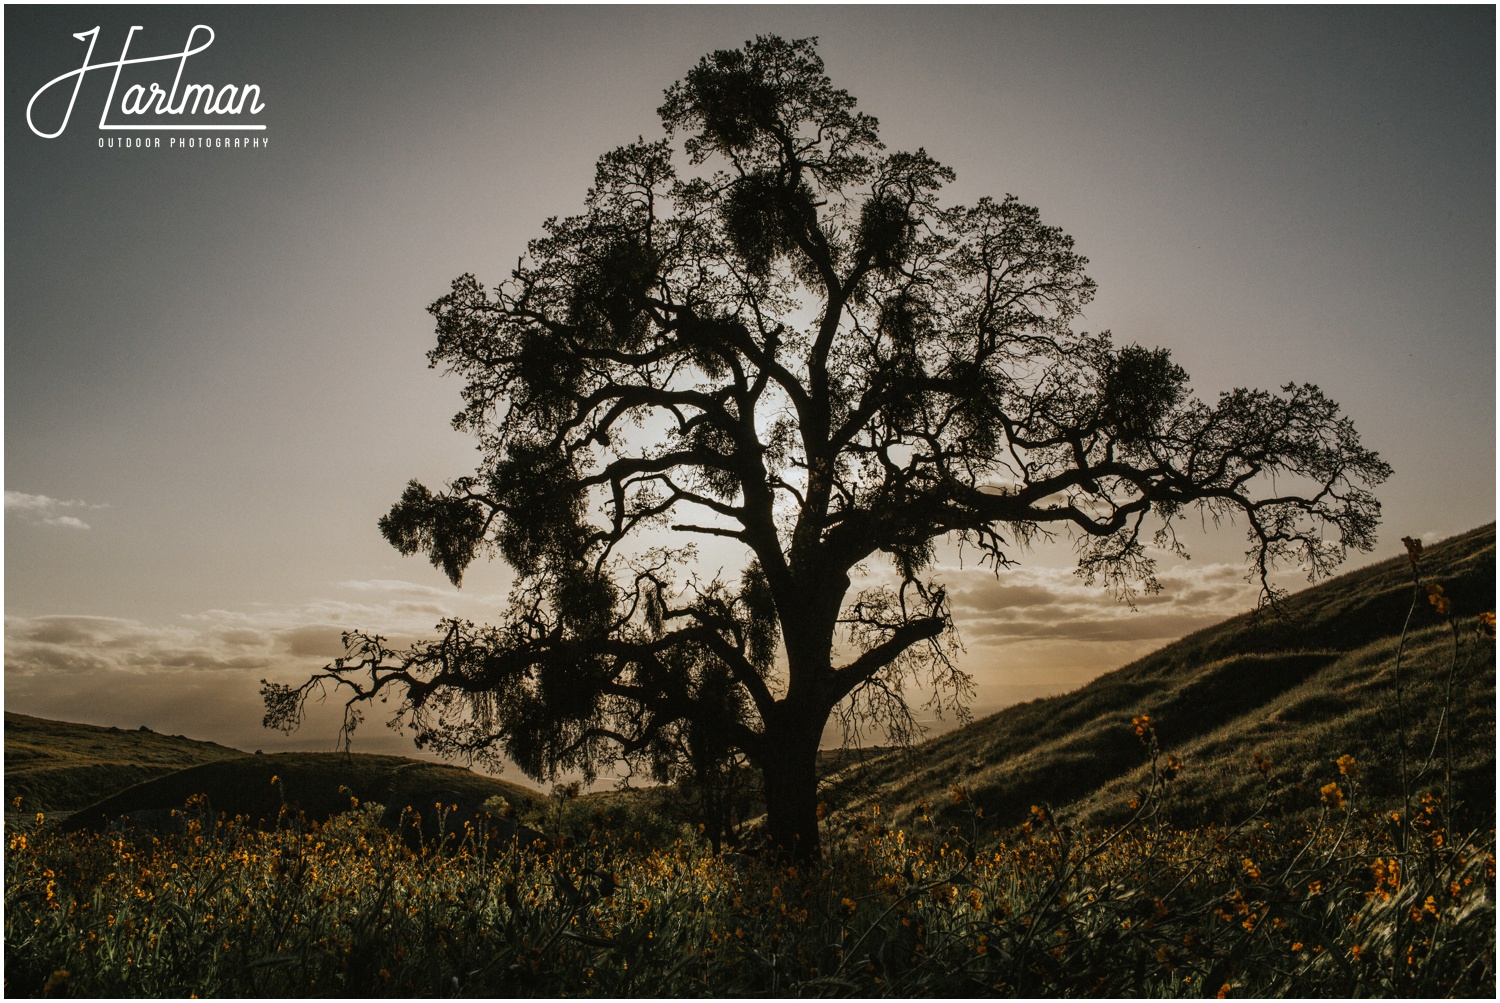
[1427,583,1452,616]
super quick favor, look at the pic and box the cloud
[5,490,105,530]
[280,624,348,658]
[2,577,509,685]
[334,579,450,596]
[3,660,442,762]
[1,553,1264,764]
[938,560,1260,652]
[3,577,516,755]
[5,614,277,676]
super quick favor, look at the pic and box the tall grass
[6,755,1493,996]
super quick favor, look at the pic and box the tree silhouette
[263,36,1390,858]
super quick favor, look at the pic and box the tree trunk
[759,709,824,860]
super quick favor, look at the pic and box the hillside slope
[57,752,544,834]
[5,713,546,833]
[4,713,245,815]
[824,524,1495,831]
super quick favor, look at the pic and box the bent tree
[263,36,1389,857]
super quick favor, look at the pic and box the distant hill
[822,524,1495,832]
[4,713,545,832]
[4,713,245,816]
[57,752,544,834]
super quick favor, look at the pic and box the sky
[5,7,1494,781]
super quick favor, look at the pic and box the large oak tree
[264,36,1389,857]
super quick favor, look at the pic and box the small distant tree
[264,36,1389,858]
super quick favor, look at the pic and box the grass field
[6,744,1492,996]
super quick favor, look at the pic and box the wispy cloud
[5,614,277,676]
[3,578,514,758]
[5,490,106,530]
[943,560,1259,650]
[2,555,1265,754]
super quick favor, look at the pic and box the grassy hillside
[6,713,545,833]
[822,524,1495,832]
[56,752,544,834]
[4,713,245,816]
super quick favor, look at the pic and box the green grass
[4,714,244,819]
[6,767,1493,996]
[5,713,548,835]
[820,524,1495,834]
[55,752,545,835]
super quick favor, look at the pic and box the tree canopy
[263,36,1390,856]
